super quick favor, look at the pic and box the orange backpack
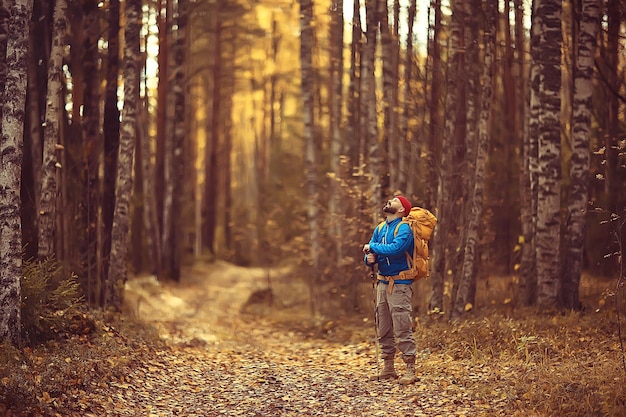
[377,207,438,280]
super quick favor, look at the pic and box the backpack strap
[393,221,408,236]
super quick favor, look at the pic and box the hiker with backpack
[363,195,437,385]
[363,195,417,385]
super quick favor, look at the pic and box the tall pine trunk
[202,2,221,256]
[328,0,344,290]
[102,0,120,292]
[427,0,442,210]
[82,0,102,303]
[518,0,536,306]
[162,0,187,280]
[364,0,382,221]
[399,0,416,196]
[300,0,320,315]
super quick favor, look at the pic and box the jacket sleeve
[364,226,380,266]
[369,223,413,258]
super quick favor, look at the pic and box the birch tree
[429,0,462,313]
[38,0,67,259]
[534,0,562,307]
[451,0,478,309]
[562,0,601,309]
[0,0,34,345]
[107,0,140,309]
[452,0,496,319]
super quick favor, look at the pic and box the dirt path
[70,262,514,416]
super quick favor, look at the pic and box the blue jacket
[364,217,414,282]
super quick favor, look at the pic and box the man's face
[383,197,401,214]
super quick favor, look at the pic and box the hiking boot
[369,358,397,381]
[398,358,417,385]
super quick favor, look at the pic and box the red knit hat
[397,195,412,217]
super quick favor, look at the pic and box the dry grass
[413,307,626,416]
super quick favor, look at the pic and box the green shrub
[21,257,87,345]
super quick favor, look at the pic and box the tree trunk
[451,0,478,312]
[0,0,34,346]
[38,0,67,259]
[603,0,620,214]
[346,0,361,172]
[429,0,461,313]
[534,0,562,307]
[300,0,319,315]
[399,0,416,196]
[156,0,170,241]
[562,0,600,309]
[138,101,161,276]
[107,0,140,310]
[381,0,397,194]
[364,0,382,221]
[161,0,187,280]
[328,0,343,280]
[102,0,120,288]
[0,0,7,102]
[453,0,496,320]
[202,2,221,256]
[426,0,442,210]
[82,0,101,303]
[26,1,48,261]
[519,0,537,306]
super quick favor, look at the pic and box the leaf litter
[2,263,625,416]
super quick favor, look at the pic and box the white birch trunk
[38,0,67,259]
[428,0,461,313]
[106,0,140,309]
[452,0,496,320]
[0,0,33,345]
[534,0,563,307]
[563,0,600,309]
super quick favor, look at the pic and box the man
[362,195,417,385]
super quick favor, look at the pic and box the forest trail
[63,261,516,417]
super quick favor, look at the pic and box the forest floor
[2,261,626,416]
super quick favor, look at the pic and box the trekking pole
[370,264,380,381]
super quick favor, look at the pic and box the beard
[383,202,398,214]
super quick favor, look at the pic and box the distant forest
[1,0,625,343]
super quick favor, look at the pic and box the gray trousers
[375,282,416,360]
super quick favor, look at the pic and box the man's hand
[362,244,370,253]
[366,253,376,264]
